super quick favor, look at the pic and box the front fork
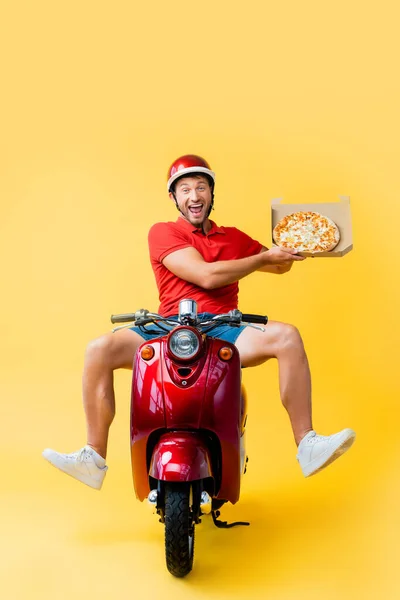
[148,480,204,524]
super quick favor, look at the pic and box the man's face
[170,175,212,228]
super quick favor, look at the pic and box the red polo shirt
[148,217,263,316]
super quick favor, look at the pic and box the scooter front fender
[149,432,212,482]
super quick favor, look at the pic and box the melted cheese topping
[273,212,340,252]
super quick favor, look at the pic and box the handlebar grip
[241,314,268,325]
[110,313,137,324]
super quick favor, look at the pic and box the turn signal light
[141,345,155,360]
[218,346,233,361]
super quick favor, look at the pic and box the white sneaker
[42,445,108,490]
[297,428,356,477]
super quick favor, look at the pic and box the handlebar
[111,309,162,324]
[241,313,268,325]
[110,313,137,324]
[111,310,268,327]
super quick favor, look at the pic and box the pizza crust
[273,211,340,253]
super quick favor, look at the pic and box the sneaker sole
[42,451,106,490]
[302,431,356,477]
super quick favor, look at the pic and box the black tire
[164,482,195,577]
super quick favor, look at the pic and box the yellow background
[1,1,399,598]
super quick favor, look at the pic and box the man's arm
[257,246,295,274]
[162,245,303,290]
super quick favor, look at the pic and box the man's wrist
[261,249,273,264]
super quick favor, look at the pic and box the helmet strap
[206,195,215,217]
[172,192,184,215]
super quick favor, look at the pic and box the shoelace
[307,434,328,445]
[76,448,92,462]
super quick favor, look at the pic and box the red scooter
[111,300,268,577]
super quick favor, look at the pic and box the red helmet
[167,154,215,192]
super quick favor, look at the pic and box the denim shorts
[129,313,247,345]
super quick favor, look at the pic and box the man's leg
[235,321,312,445]
[83,328,145,459]
[43,328,144,488]
[235,321,355,476]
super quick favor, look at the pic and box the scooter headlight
[168,327,201,361]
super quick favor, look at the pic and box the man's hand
[263,246,306,265]
[257,246,306,273]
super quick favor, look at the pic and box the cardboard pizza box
[271,196,353,257]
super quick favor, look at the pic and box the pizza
[273,211,340,253]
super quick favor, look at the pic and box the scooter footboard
[149,432,212,482]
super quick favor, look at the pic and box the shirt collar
[176,217,225,236]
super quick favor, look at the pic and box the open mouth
[188,205,203,216]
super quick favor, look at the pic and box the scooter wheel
[164,482,195,577]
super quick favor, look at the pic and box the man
[43,154,355,490]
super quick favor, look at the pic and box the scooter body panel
[149,432,212,482]
[131,335,242,503]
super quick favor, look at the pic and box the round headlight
[168,328,201,360]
